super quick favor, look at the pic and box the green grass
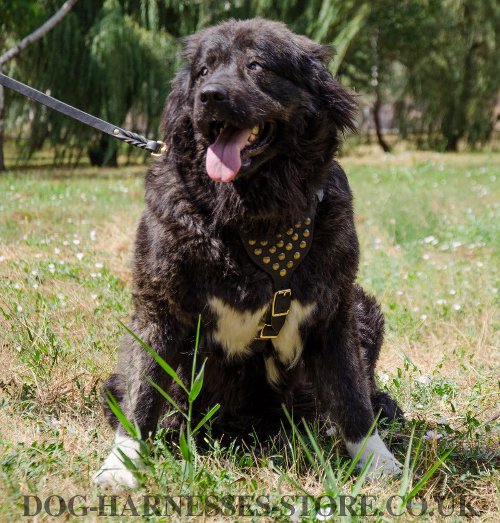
[0,151,498,521]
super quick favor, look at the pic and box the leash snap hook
[151,140,167,157]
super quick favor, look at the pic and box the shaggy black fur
[102,18,403,445]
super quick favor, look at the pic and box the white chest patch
[209,296,316,381]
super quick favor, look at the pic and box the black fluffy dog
[94,18,403,489]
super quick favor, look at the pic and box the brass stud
[295,222,302,228]
[286,261,294,269]
[254,248,262,255]
[280,269,287,277]
[286,228,294,235]
[285,243,293,251]
[263,256,270,264]
[272,263,279,271]
[294,252,301,259]
[305,217,312,225]
[277,240,284,248]
[260,240,268,246]
[248,239,256,245]
[269,246,276,254]
[299,241,306,249]
[303,229,310,237]
[278,253,285,261]
[276,233,282,238]
[291,233,299,241]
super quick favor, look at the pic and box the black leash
[0,73,166,156]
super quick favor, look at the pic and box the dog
[94,18,403,490]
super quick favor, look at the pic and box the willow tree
[406,0,499,150]
[7,0,180,166]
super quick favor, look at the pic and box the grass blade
[144,376,188,420]
[119,320,188,394]
[105,391,140,439]
[192,403,220,435]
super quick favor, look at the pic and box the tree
[6,0,180,166]
[0,0,78,171]
[342,0,499,151]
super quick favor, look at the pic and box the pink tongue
[206,126,252,182]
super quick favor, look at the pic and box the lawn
[0,151,498,521]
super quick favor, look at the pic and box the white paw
[345,432,402,480]
[365,452,403,480]
[93,434,142,491]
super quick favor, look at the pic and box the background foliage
[1,0,499,166]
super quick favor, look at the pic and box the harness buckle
[272,289,291,317]
[257,323,278,339]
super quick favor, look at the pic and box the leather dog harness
[241,216,314,348]
[240,190,323,352]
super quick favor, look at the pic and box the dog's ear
[182,30,208,62]
[303,41,357,135]
[161,66,192,144]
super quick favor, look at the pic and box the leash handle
[0,72,166,155]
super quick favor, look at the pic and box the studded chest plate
[240,217,313,284]
[240,216,315,342]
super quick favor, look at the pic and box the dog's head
[162,18,356,185]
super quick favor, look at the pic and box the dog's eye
[199,67,209,77]
[246,62,263,72]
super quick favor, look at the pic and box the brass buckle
[257,323,278,339]
[271,289,291,317]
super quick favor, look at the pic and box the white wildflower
[378,372,389,383]
[423,430,443,441]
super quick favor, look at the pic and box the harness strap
[0,73,166,155]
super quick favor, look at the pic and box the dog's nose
[199,84,228,105]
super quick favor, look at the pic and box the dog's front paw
[93,434,142,491]
[93,460,139,490]
[365,452,402,480]
[345,432,402,480]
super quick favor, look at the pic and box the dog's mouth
[206,121,275,183]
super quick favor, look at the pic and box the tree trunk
[370,31,391,153]
[0,0,79,172]
[373,91,391,153]
[0,66,4,172]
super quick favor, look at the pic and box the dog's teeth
[248,134,256,144]
[252,125,260,135]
